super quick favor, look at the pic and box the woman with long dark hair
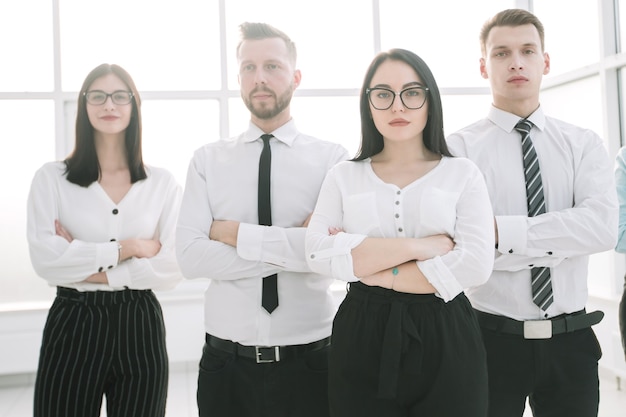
[27,63,181,417]
[305,49,493,416]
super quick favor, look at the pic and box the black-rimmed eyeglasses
[83,90,134,105]
[366,86,429,110]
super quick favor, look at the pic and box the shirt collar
[488,104,546,133]
[243,119,298,147]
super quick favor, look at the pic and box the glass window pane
[60,0,220,91]
[224,0,374,89]
[380,0,515,88]
[540,76,604,145]
[229,96,361,157]
[142,100,220,186]
[442,95,494,138]
[533,0,599,76]
[0,101,57,304]
[0,1,53,91]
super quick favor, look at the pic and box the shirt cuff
[106,262,131,289]
[495,215,528,256]
[308,232,366,282]
[95,241,122,275]
[236,223,263,261]
[417,258,463,302]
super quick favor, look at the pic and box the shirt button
[395,201,400,205]
[529,264,534,267]
[110,238,117,242]
[398,228,403,232]
[396,191,401,195]
[108,265,113,269]
[508,249,514,254]
[395,214,399,218]
[98,267,103,272]
[112,208,119,215]
[547,251,553,255]
[310,254,315,259]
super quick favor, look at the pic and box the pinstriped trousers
[34,287,169,417]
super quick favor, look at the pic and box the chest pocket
[343,192,381,236]
[418,188,459,237]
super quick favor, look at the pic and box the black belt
[475,309,604,339]
[205,334,331,363]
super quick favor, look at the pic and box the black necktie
[258,134,278,313]
[515,120,554,311]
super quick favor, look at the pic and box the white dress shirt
[305,156,495,301]
[176,119,349,346]
[27,162,183,292]
[447,105,618,320]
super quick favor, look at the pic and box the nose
[102,95,116,109]
[390,92,405,112]
[253,68,267,85]
[509,53,524,71]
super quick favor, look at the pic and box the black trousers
[197,335,330,417]
[34,287,169,417]
[480,323,601,417]
[329,282,488,417]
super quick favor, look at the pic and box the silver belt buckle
[523,320,552,339]
[255,346,280,363]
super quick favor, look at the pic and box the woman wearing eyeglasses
[27,63,182,417]
[305,49,493,416]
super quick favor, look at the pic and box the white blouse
[27,161,183,292]
[305,156,495,301]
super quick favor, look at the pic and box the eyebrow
[372,81,424,89]
[492,42,539,50]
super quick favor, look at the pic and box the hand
[414,234,454,260]
[209,220,239,247]
[55,220,73,242]
[83,271,108,284]
[328,226,343,235]
[119,238,161,260]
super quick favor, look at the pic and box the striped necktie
[515,120,554,311]
[258,134,278,313]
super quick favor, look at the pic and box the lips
[508,76,528,83]
[389,119,409,126]
[100,116,119,121]
[251,87,274,100]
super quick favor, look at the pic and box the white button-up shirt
[176,119,348,346]
[305,156,495,301]
[447,105,618,320]
[27,162,183,292]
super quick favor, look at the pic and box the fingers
[55,219,73,242]
[328,226,343,235]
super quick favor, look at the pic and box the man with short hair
[176,22,348,417]
[447,8,618,417]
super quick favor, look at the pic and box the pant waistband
[56,286,152,306]
[205,333,331,364]
[474,309,604,339]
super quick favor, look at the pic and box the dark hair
[236,22,297,66]
[64,63,146,187]
[480,9,545,56]
[353,48,450,161]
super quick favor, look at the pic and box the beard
[242,85,294,120]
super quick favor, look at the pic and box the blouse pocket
[418,187,459,237]
[343,192,380,235]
